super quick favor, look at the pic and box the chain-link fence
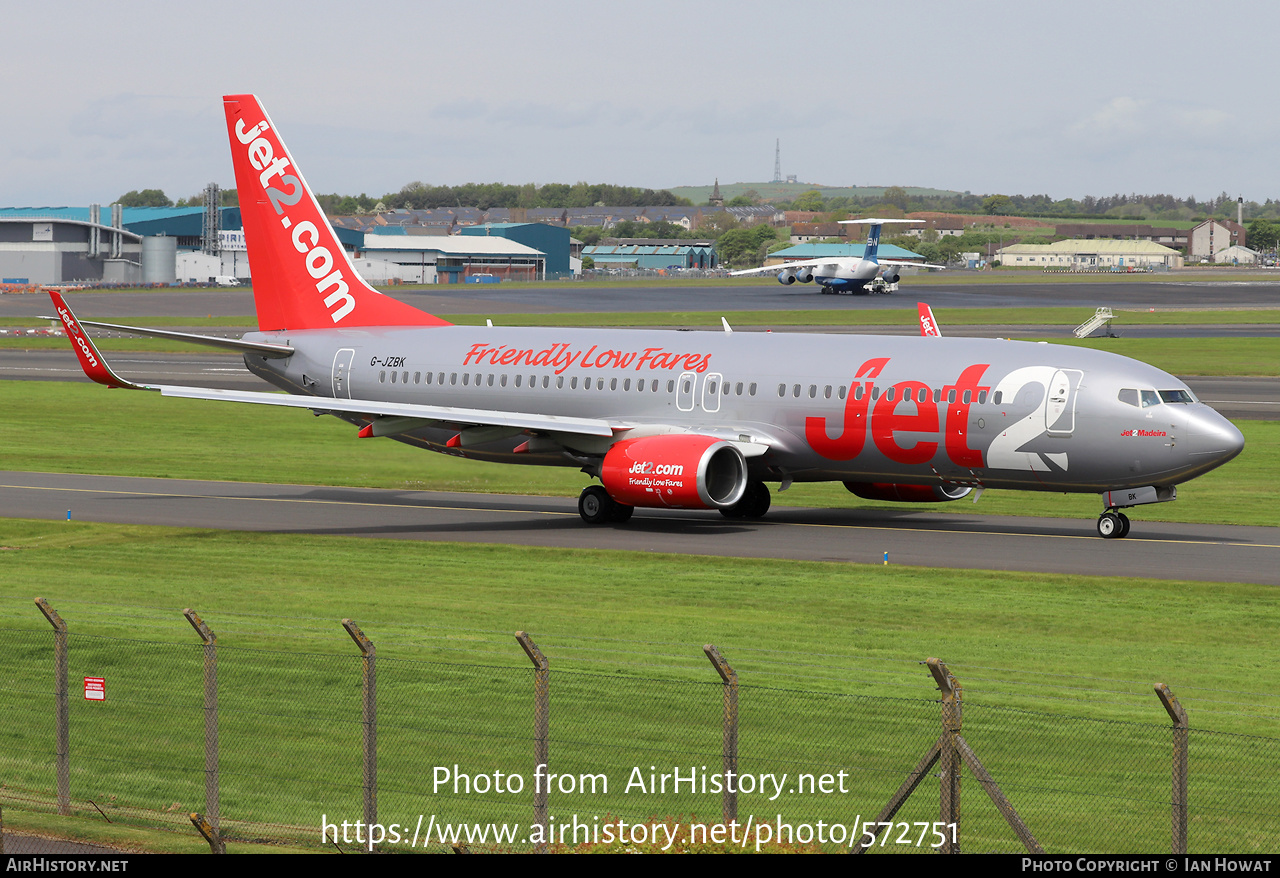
[2,604,1278,854]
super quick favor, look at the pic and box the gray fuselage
[244,324,1244,495]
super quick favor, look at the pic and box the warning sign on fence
[84,676,104,701]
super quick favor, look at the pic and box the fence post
[343,620,377,851]
[927,657,962,853]
[703,645,738,825]
[182,609,222,853]
[35,598,70,816]
[515,631,548,853]
[1155,683,1188,855]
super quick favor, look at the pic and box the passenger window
[749,383,756,396]
[571,377,578,389]
[993,390,1002,404]
[426,372,433,385]
[886,387,895,402]
[808,385,817,398]
[978,391,987,404]
[666,380,674,392]
[487,374,494,386]
[793,384,801,398]
[514,374,522,387]
[723,382,729,395]
[854,386,863,401]
[838,386,846,399]
[824,385,832,399]
[778,384,786,397]
[963,390,971,404]
[460,373,466,386]
[501,374,508,387]
[918,388,927,403]
[543,376,550,388]
[390,371,397,384]
[611,378,618,391]
[624,379,631,391]
[414,372,420,384]
[708,380,717,394]
[736,382,743,395]
[933,388,941,403]
[597,378,604,390]
[947,389,956,404]
[379,370,386,383]
[556,376,564,389]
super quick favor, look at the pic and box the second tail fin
[223,94,450,332]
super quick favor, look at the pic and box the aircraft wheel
[611,502,634,524]
[743,481,771,518]
[1117,512,1130,538]
[1097,512,1125,539]
[719,481,771,520]
[579,486,616,524]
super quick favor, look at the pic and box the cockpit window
[1159,389,1197,404]
[1140,390,1161,408]
[1118,388,1139,407]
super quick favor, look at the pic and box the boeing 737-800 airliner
[51,94,1244,538]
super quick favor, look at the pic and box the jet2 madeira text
[51,94,1244,539]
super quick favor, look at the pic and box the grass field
[1,522,1277,853]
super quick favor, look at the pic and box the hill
[669,181,964,205]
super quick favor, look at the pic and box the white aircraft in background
[732,218,944,293]
[49,94,1244,540]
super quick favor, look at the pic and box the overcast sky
[5,0,1277,206]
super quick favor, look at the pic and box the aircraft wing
[156,385,617,437]
[38,314,294,357]
[730,259,848,277]
[50,290,615,439]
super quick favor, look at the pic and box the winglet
[49,291,149,389]
[918,302,942,337]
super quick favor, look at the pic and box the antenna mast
[772,139,782,184]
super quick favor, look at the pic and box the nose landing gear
[1097,511,1131,539]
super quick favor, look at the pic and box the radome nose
[1186,407,1244,467]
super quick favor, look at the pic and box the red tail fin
[223,94,450,331]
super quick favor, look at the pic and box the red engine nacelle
[601,435,748,509]
[844,482,972,503]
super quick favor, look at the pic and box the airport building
[997,240,1183,269]
[358,231,548,283]
[583,241,718,270]
[0,206,240,287]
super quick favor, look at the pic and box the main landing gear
[1097,511,1131,539]
[578,485,633,524]
[719,481,771,520]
